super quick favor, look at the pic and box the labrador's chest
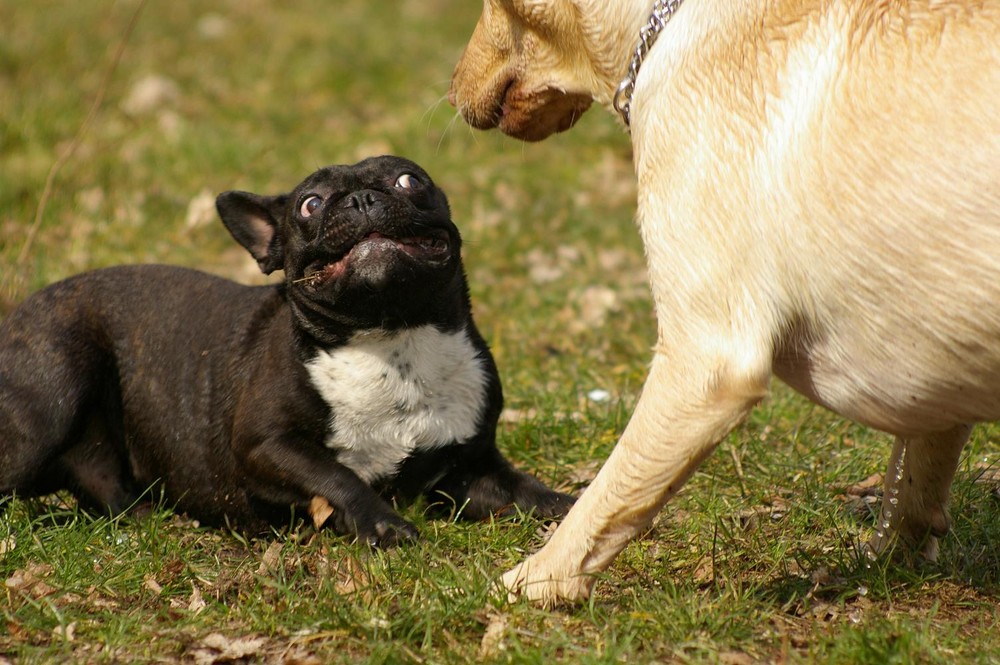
[305,325,489,483]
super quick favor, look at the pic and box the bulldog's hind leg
[428,446,576,522]
[502,349,770,605]
[0,321,132,512]
[53,411,140,515]
[0,371,85,498]
[869,424,970,561]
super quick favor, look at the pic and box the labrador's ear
[215,191,288,274]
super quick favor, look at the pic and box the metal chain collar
[612,0,686,129]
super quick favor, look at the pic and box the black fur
[0,156,573,544]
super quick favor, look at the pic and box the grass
[2,0,999,662]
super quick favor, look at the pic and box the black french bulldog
[0,155,573,544]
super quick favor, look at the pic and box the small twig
[17,0,149,267]
[729,441,748,499]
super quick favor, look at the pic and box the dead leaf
[566,284,620,332]
[535,520,559,545]
[973,462,1000,487]
[309,496,334,529]
[562,459,603,489]
[185,189,217,229]
[281,649,323,665]
[692,557,715,586]
[526,248,564,284]
[189,632,266,665]
[257,541,284,575]
[808,566,846,590]
[736,497,789,531]
[332,555,371,597]
[5,563,56,598]
[846,473,883,497]
[478,611,508,659]
[144,575,163,595]
[187,584,206,614]
[719,651,755,665]
[52,622,76,643]
[498,407,538,424]
[811,602,839,623]
[121,74,179,116]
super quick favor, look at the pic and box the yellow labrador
[450,0,1000,605]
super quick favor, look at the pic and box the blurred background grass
[2,1,999,663]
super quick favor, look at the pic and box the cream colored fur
[450,0,1000,606]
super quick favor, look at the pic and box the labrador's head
[449,0,645,141]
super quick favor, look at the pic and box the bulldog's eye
[395,173,420,190]
[299,195,323,218]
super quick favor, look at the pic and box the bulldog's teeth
[400,236,448,251]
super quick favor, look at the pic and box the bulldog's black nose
[346,190,379,213]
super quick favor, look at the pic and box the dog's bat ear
[215,191,288,274]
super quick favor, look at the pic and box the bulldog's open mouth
[296,230,451,288]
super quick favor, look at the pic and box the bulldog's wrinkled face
[217,156,463,331]
[282,158,456,294]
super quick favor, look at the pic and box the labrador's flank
[450,0,1000,605]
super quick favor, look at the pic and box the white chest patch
[305,325,489,483]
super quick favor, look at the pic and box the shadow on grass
[754,473,1000,616]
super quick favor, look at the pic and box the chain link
[613,0,685,129]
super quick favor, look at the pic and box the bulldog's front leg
[502,349,770,605]
[242,439,419,546]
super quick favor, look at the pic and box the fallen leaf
[973,462,1000,487]
[719,651,754,665]
[185,189,217,229]
[121,74,179,116]
[5,563,56,598]
[309,496,334,529]
[692,557,715,586]
[736,497,789,531]
[281,649,323,665]
[534,520,559,545]
[568,284,620,332]
[332,555,371,597]
[478,611,508,659]
[257,541,283,575]
[144,575,163,595]
[190,632,266,665]
[188,584,206,614]
[498,407,538,424]
[52,622,76,643]
[562,459,602,489]
[846,473,883,497]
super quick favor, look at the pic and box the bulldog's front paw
[325,503,418,547]
[366,515,419,547]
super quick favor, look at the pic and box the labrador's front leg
[502,350,770,605]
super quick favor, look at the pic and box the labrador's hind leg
[869,424,970,561]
